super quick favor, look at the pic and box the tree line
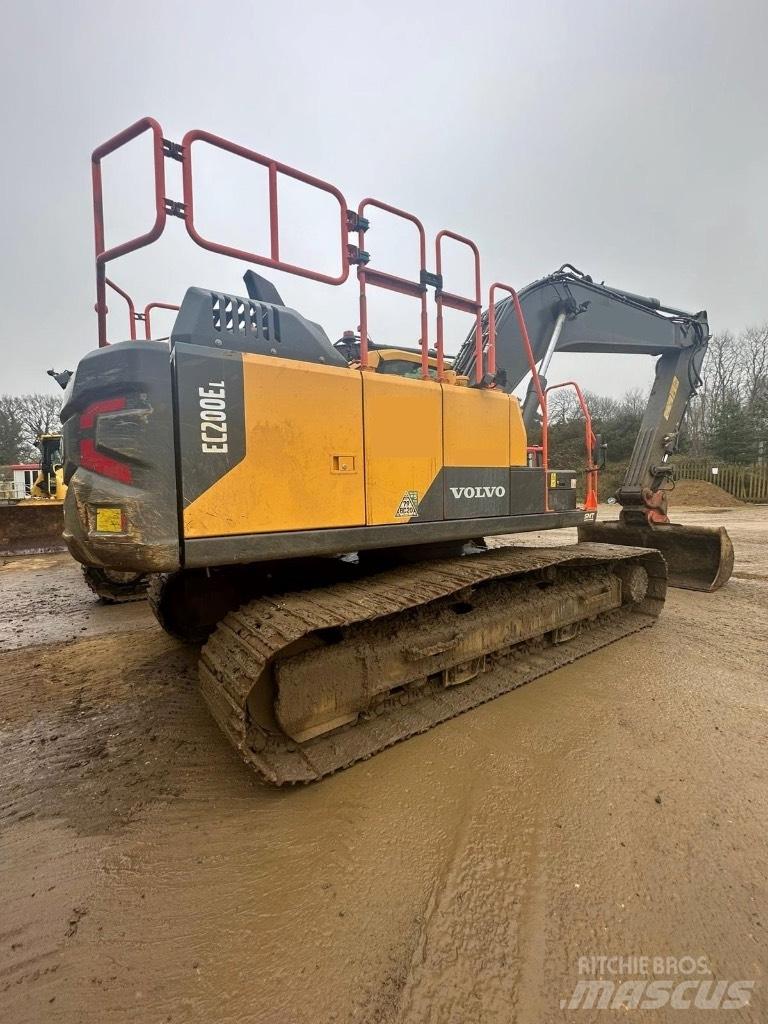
[683,325,768,463]
[0,394,63,464]
[546,323,768,473]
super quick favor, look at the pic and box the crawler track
[199,543,666,784]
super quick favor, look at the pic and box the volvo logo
[450,485,506,499]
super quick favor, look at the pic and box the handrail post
[143,302,181,340]
[435,231,482,385]
[544,380,599,511]
[92,117,167,346]
[104,278,137,341]
[356,198,429,378]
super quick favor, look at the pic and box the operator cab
[334,332,449,380]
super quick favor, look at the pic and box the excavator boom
[455,266,733,591]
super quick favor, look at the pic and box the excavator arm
[454,266,734,591]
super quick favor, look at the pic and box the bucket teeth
[199,543,667,785]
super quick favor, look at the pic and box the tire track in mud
[0,554,151,652]
[0,628,200,835]
[510,809,550,1024]
[392,773,541,1024]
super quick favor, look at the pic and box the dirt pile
[668,478,744,507]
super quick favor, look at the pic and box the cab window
[377,359,437,380]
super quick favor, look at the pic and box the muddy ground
[1,506,767,1023]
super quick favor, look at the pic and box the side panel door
[175,345,365,538]
[443,387,511,519]
[363,374,443,524]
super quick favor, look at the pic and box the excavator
[59,118,733,784]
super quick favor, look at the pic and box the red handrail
[92,117,167,346]
[104,278,138,341]
[544,381,599,511]
[181,129,351,287]
[489,282,549,511]
[356,198,429,378]
[143,302,181,340]
[488,281,547,431]
[435,231,482,384]
[98,280,180,343]
[92,118,353,346]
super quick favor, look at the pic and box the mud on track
[1,507,767,1023]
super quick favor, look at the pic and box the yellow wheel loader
[58,118,732,783]
[25,433,67,502]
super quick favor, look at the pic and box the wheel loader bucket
[577,521,734,592]
[0,502,66,556]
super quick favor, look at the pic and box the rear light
[79,396,127,429]
[79,438,133,483]
[78,397,133,483]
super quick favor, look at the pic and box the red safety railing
[488,283,548,510]
[101,278,180,342]
[488,281,545,418]
[92,118,352,346]
[543,381,599,511]
[356,198,430,378]
[105,278,138,341]
[143,302,181,340]
[92,117,167,346]
[488,283,599,511]
[435,231,483,384]
[180,130,351,286]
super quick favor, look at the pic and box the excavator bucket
[578,521,734,592]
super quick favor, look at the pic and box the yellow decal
[663,376,679,421]
[549,472,558,488]
[95,507,123,533]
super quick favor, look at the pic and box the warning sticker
[395,491,420,517]
[663,375,680,421]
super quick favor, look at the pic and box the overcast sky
[1,0,767,397]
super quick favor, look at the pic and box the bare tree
[17,393,62,456]
[546,388,579,424]
[0,396,26,464]
[620,386,647,420]
[740,323,768,405]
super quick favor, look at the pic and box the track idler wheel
[147,570,247,644]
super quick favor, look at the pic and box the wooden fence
[674,460,768,503]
